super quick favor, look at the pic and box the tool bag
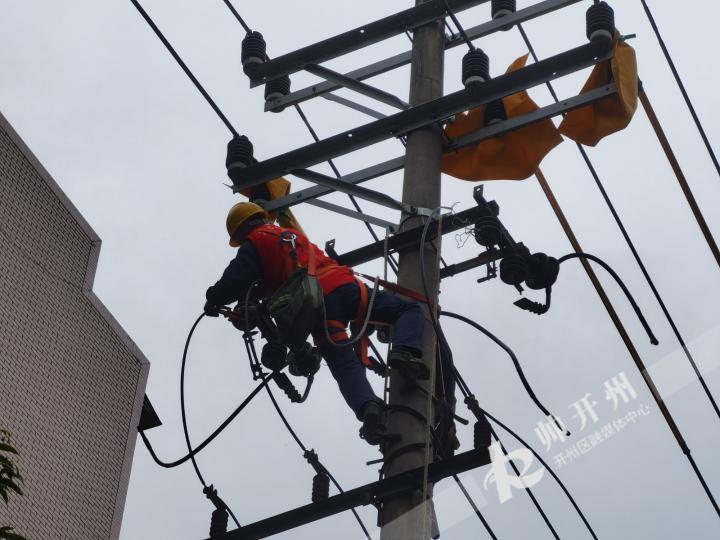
[266,233,324,351]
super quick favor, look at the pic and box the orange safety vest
[247,224,355,295]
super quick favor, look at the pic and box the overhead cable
[639,0,720,177]
[518,26,720,517]
[639,87,720,273]
[129,0,239,137]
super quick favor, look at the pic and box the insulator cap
[226,135,254,170]
[586,1,615,44]
[484,99,507,126]
[525,253,560,290]
[209,508,228,538]
[500,252,528,286]
[491,0,516,30]
[241,31,267,74]
[462,48,490,88]
[312,472,330,502]
[264,75,291,113]
[261,341,287,372]
[474,216,503,247]
[474,418,492,450]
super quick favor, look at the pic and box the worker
[204,202,426,445]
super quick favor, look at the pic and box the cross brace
[247,0,488,87]
[263,83,617,214]
[327,186,509,267]
[206,447,491,540]
[231,40,613,191]
[265,0,584,111]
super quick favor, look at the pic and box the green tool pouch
[267,268,323,351]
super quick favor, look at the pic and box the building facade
[0,112,149,539]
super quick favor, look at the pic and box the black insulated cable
[517,25,720,518]
[480,405,599,540]
[557,253,659,346]
[452,474,497,540]
[440,310,567,434]
[139,373,274,469]
[263,383,372,540]
[639,0,720,177]
[221,0,252,33]
[181,314,209,487]
[441,0,476,51]
[129,0,239,137]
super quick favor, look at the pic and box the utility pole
[380,1,445,538]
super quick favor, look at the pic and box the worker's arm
[205,242,263,307]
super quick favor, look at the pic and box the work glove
[203,301,220,317]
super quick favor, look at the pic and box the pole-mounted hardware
[203,448,490,540]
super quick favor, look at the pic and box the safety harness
[325,272,430,370]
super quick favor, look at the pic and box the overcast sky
[2,1,720,538]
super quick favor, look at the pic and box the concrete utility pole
[380,1,445,538]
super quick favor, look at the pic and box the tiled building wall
[0,113,149,539]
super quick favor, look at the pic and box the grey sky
[2,1,719,538]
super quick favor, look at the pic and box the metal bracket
[247,0,488,87]
[266,0,585,111]
[205,447,491,540]
[321,93,387,120]
[305,64,408,110]
[262,84,617,213]
[306,199,398,233]
[292,168,407,213]
[231,40,613,191]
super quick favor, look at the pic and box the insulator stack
[474,418,493,450]
[261,341,287,371]
[311,472,330,502]
[491,0,516,30]
[241,31,267,74]
[586,1,615,45]
[500,252,528,285]
[484,99,507,126]
[462,48,490,88]
[264,75,291,113]
[525,252,560,290]
[226,135,254,170]
[274,372,302,403]
[474,216,503,247]
[209,508,228,538]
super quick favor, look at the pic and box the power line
[639,0,720,177]
[263,383,372,540]
[516,25,720,518]
[129,0,239,137]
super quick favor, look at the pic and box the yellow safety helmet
[226,202,268,247]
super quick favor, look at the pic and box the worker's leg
[369,291,424,355]
[318,283,380,419]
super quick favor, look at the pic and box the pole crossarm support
[262,84,617,214]
[265,0,584,111]
[232,40,613,191]
[306,199,398,232]
[247,0,488,87]
[329,187,502,267]
[206,448,491,540]
[292,168,409,213]
[305,64,409,110]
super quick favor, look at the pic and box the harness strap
[350,280,372,368]
[354,272,430,305]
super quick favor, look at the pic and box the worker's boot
[358,400,385,446]
[388,347,429,381]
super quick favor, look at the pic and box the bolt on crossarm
[380,2,445,539]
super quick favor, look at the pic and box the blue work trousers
[317,282,424,418]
